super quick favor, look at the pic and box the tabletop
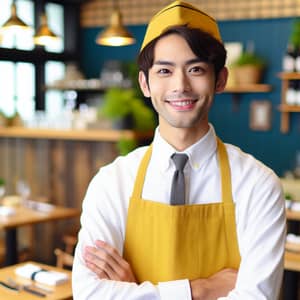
[0,204,80,229]
[0,261,72,299]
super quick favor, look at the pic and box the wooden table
[0,204,80,265]
[0,261,72,299]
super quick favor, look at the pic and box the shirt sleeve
[72,162,192,300]
[219,169,286,300]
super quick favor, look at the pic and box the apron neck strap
[217,138,233,204]
[132,139,233,204]
[132,144,153,199]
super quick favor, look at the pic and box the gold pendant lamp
[96,0,135,46]
[0,2,32,34]
[34,13,60,46]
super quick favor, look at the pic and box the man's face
[139,33,227,133]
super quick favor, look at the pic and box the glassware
[16,180,31,203]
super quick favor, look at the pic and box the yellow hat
[140,1,221,51]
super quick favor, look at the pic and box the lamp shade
[34,14,60,46]
[96,9,135,46]
[0,3,32,34]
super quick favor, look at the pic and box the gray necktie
[170,153,188,205]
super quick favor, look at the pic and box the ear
[215,67,228,93]
[138,71,151,98]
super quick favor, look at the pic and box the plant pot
[232,65,263,85]
[113,114,134,129]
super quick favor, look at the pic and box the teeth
[172,100,194,106]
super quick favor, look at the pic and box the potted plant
[289,18,300,51]
[100,87,156,130]
[99,86,156,154]
[231,51,266,85]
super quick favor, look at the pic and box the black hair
[138,25,227,83]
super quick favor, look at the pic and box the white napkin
[0,206,15,217]
[287,233,300,244]
[15,263,68,286]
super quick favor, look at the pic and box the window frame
[0,0,81,110]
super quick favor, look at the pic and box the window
[0,0,34,50]
[45,61,65,120]
[0,1,79,123]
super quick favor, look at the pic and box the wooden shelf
[223,84,272,111]
[0,127,153,142]
[279,104,300,113]
[278,72,300,133]
[224,83,272,93]
[278,72,300,80]
[45,85,104,92]
[277,72,300,133]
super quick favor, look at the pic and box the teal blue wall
[80,18,300,177]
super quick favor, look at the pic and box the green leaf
[117,138,138,155]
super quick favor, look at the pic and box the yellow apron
[123,138,240,284]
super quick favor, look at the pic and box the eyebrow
[153,58,205,67]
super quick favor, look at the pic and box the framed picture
[250,100,272,131]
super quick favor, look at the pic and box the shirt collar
[151,124,217,172]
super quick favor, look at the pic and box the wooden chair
[62,234,77,255]
[54,234,78,269]
[54,248,74,269]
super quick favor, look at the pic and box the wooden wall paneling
[60,141,91,236]
[21,139,48,262]
[15,139,33,261]
[23,139,36,198]
[2,138,17,195]
[51,140,67,206]
[72,141,93,210]
[29,139,52,262]
[34,139,65,263]
[35,140,50,200]
[91,141,118,175]
[48,140,69,262]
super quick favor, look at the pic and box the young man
[72,1,286,299]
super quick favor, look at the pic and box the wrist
[190,278,209,300]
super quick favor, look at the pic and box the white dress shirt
[72,124,286,300]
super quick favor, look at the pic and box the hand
[190,268,238,300]
[83,240,137,282]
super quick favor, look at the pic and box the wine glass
[16,180,31,204]
[0,184,5,200]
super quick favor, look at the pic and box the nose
[172,70,191,93]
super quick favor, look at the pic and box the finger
[85,261,109,280]
[93,241,125,271]
[92,242,136,282]
[94,242,136,282]
[84,246,121,280]
[94,240,128,270]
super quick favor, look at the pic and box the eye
[189,66,205,75]
[157,68,171,76]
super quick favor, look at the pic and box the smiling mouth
[166,99,197,108]
[170,100,196,106]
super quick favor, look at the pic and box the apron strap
[217,138,234,204]
[131,144,153,199]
